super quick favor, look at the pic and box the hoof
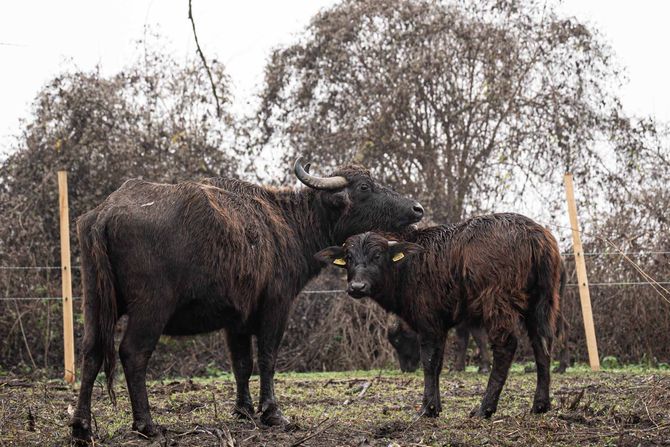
[531,401,551,414]
[132,420,161,438]
[70,417,93,444]
[553,365,567,374]
[469,406,495,418]
[260,404,289,427]
[419,403,441,418]
[452,365,465,372]
[232,403,255,420]
[477,365,491,374]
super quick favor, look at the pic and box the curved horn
[294,157,348,190]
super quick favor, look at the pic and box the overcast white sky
[1,0,669,155]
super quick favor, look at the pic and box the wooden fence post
[58,171,76,383]
[564,173,600,371]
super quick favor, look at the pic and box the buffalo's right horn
[294,157,348,190]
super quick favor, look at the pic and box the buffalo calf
[317,213,562,418]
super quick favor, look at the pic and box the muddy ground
[1,365,669,446]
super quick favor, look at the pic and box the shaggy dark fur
[316,213,562,418]
[70,161,423,442]
[389,263,572,374]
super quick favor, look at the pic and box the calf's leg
[419,333,446,417]
[529,329,552,413]
[471,334,517,418]
[225,331,255,418]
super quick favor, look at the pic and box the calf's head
[315,232,424,299]
[294,159,423,238]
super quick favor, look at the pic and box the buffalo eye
[358,183,370,192]
[372,253,381,261]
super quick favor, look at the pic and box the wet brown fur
[360,214,562,347]
[71,164,423,441]
[318,213,562,418]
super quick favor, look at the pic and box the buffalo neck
[382,271,409,315]
[270,187,343,278]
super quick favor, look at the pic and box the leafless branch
[188,0,222,118]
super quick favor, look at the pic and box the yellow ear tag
[333,258,347,266]
[392,252,405,262]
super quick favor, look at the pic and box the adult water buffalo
[316,214,562,418]
[70,159,423,442]
[387,316,490,373]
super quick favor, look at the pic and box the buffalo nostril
[412,203,424,216]
[349,282,367,292]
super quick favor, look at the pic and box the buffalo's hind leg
[471,334,517,418]
[71,329,103,443]
[452,323,468,372]
[225,330,255,419]
[470,325,491,374]
[119,314,165,437]
[71,225,106,444]
[553,314,569,374]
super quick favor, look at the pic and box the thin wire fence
[2,250,668,300]
[561,252,670,257]
[1,297,82,301]
[0,266,80,270]
[0,251,667,271]
[3,284,670,301]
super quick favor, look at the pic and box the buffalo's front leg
[256,306,290,426]
[419,333,446,417]
[452,323,469,372]
[225,330,255,418]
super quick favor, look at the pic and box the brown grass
[1,365,669,446]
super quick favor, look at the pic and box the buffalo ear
[314,246,347,268]
[388,242,424,265]
[323,189,350,209]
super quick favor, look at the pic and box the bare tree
[256,0,629,222]
[0,38,239,371]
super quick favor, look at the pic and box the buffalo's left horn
[294,157,348,190]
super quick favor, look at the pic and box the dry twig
[188,0,223,118]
